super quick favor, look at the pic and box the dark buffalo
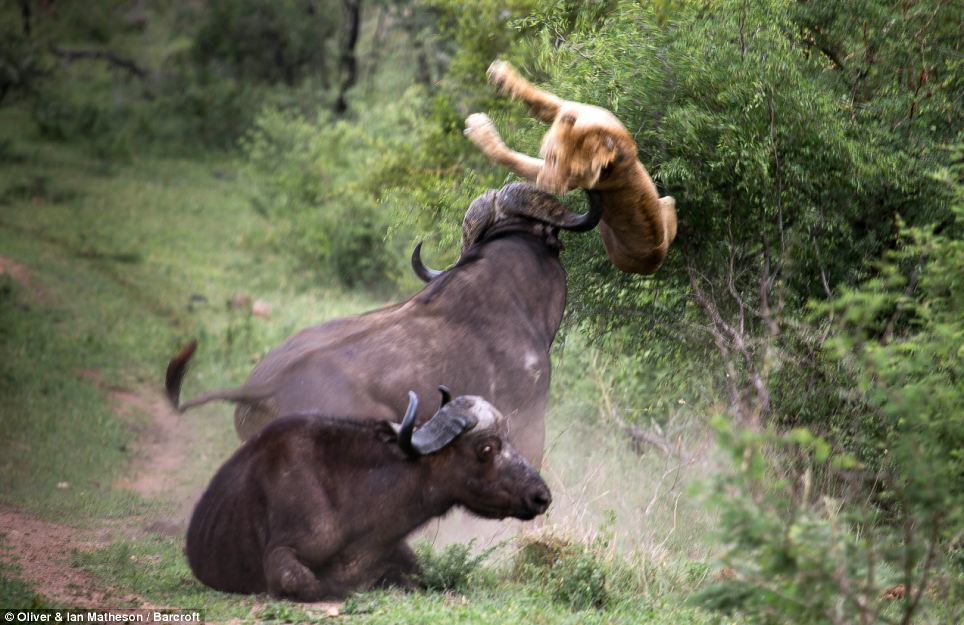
[167,182,601,466]
[186,389,550,600]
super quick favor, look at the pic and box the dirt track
[0,379,194,607]
[0,506,121,607]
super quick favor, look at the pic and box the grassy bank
[0,106,373,516]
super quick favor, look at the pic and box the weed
[414,540,492,593]
[513,535,610,610]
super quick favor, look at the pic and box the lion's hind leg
[487,61,562,124]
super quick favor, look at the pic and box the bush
[191,0,340,87]
[702,156,964,621]
[513,536,611,610]
[241,96,429,290]
[32,78,138,158]
[413,541,490,593]
[31,57,271,157]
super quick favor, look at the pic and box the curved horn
[395,391,419,455]
[437,385,452,408]
[409,401,479,456]
[498,182,603,232]
[411,242,445,283]
[574,189,606,232]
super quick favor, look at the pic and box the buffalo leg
[464,113,545,182]
[374,543,420,590]
[264,546,343,601]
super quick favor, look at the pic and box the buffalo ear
[437,385,452,409]
[378,421,401,444]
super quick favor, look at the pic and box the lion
[464,60,677,274]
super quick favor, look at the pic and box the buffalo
[168,182,602,467]
[186,389,550,600]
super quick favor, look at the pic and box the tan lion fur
[464,60,677,274]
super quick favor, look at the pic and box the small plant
[514,536,611,610]
[256,603,301,623]
[549,544,610,610]
[414,540,490,593]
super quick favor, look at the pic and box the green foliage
[0,33,47,106]
[702,415,959,624]
[818,149,963,503]
[391,0,960,435]
[701,160,963,623]
[6,1,348,155]
[513,536,613,610]
[413,541,491,592]
[545,545,609,610]
[191,0,340,86]
[241,95,432,289]
[29,52,276,156]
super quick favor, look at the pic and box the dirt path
[0,374,198,607]
[0,506,126,607]
[105,380,194,500]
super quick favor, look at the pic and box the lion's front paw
[464,112,494,136]
[486,60,518,93]
[464,113,505,154]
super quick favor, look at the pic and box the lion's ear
[587,132,618,178]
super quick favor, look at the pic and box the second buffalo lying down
[186,389,551,601]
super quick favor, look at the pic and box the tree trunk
[333,0,362,115]
[18,0,32,37]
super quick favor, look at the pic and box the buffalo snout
[519,480,552,520]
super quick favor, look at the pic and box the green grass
[0,106,382,519]
[73,534,731,625]
[72,536,257,617]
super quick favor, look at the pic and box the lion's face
[537,108,621,194]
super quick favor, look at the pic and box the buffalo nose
[527,486,552,513]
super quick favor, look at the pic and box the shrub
[240,96,429,290]
[702,161,964,621]
[513,536,611,610]
[413,541,490,593]
[190,0,340,87]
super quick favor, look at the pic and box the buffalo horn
[411,242,446,283]
[409,403,479,456]
[499,183,604,232]
[437,385,452,408]
[395,391,419,455]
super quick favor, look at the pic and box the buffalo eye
[477,440,500,462]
